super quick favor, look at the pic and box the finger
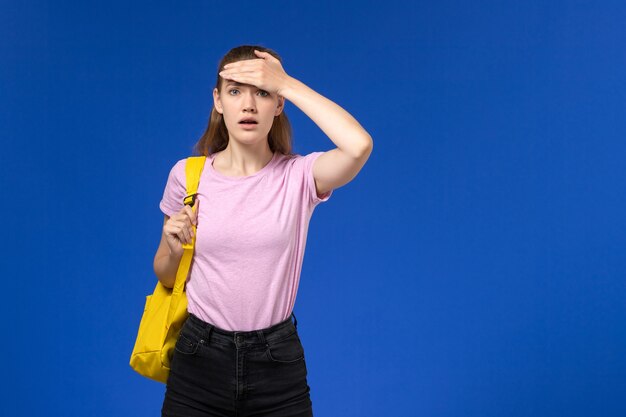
[192,198,199,225]
[220,76,259,90]
[187,220,195,242]
[167,219,190,243]
[178,228,191,244]
[255,51,278,65]
[224,58,264,69]
[184,204,194,224]
[219,70,232,79]
[221,74,256,87]
[221,60,263,73]
[171,217,188,232]
[176,219,192,243]
[220,69,258,80]
[178,204,189,216]
[223,61,246,69]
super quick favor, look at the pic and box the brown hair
[192,45,294,157]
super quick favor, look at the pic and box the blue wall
[2,1,624,416]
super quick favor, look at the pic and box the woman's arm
[220,51,373,158]
[219,50,373,194]
[153,215,184,289]
[279,76,373,158]
[279,76,374,195]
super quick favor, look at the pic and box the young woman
[156,45,373,417]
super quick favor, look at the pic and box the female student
[156,45,373,417]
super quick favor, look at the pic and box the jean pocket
[175,332,200,356]
[265,331,305,363]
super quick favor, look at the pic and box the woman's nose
[241,91,257,109]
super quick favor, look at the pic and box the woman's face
[213,76,284,145]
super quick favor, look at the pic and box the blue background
[2,1,625,416]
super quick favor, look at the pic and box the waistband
[185,312,299,349]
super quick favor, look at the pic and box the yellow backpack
[129,156,206,383]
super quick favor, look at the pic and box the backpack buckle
[183,193,197,206]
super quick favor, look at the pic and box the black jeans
[162,312,313,417]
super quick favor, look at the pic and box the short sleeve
[301,151,333,206]
[159,158,187,217]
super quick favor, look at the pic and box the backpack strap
[168,156,206,321]
[181,156,206,210]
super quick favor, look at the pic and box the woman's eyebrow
[225,82,265,89]
[224,81,268,92]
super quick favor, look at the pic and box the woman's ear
[213,87,223,114]
[275,96,285,116]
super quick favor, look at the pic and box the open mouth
[239,117,258,124]
[239,120,258,129]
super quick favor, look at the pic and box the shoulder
[159,158,190,216]
[173,157,188,170]
[162,158,190,190]
[275,151,322,169]
[167,157,188,177]
[290,152,325,178]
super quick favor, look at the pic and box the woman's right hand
[164,198,198,256]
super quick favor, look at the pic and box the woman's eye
[228,89,270,97]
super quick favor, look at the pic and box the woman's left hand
[219,50,292,96]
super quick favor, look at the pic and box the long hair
[192,45,294,157]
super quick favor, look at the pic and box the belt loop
[256,329,267,347]
[291,311,298,328]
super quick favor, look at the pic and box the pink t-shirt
[159,150,332,331]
